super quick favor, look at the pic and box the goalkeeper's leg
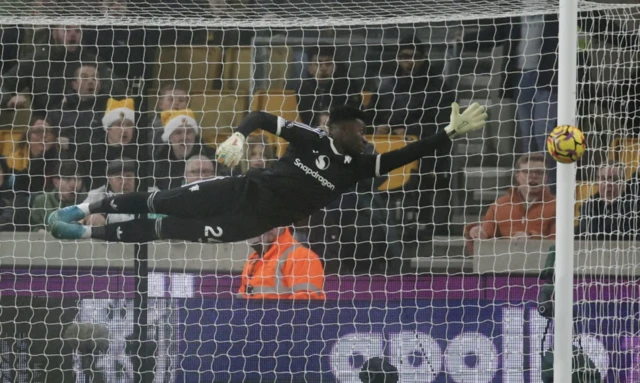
[48,176,247,226]
[51,214,275,244]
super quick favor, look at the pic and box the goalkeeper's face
[331,119,367,155]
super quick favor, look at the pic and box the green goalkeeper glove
[216,132,246,167]
[444,102,488,139]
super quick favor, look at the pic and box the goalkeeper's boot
[47,205,85,225]
[50,221,87,240]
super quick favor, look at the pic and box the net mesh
[0,1,640,382]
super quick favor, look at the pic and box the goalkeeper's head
[326,105,368,156]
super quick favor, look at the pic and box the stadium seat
[153,45,223,91]
[222,47,253,94]
[0,128,25,158]
[574,181,598,226]
[361,91,372,109]
[618,137,640,180]
[262,46,292,92]
[250,90,300,123]
[366,135,419,191]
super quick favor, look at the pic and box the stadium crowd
[0,6,639,277]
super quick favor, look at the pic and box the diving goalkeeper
[48,103,487,243]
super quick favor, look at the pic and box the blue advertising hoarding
[179,299,640,383]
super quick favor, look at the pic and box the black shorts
[150,176,284,243]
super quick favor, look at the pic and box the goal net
[0,0,639,382]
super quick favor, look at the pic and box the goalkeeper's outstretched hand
[216,132,246,167]
[444,102,488,139]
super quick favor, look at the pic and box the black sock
[91,220,159,243]
[89,192,155,215]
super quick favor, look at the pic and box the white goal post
[0,0,639,382]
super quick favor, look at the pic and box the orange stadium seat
[153,45,223,92]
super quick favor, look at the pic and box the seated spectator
[7,116,60,193]
[241,135,276,173]
[373,36,455,139]
[465,153,556,243]
[83,0,145,81]
[82,158,136,227]
[50,63,110,150]
[78,97,138,189]
[297,46,363,126]
[30,161,84,233]
[152,109,215,190]
[184,154,217,184]
[0,25,126,114]
[373,36,457,238]
[238,226,325,300]
[577,163,639,239]
[150,83,189,152]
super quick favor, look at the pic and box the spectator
[577,163,639,239]
[78,97,138,189]
[465,153,556,242]
[184,154,217,185]
[7,116,60,193]
[0,25,126,114]
[153,109,216,190]
[241,135,276,173]
[456,11,637,192]
[82,158,136,227]
[82,0,146,81]
[297,46,363,126]
[238,227,325,300]
[150,83,189,154]
[30,161,84,233]
[374,36,456,139]
[374,36,456,238]
[50,63,110,150]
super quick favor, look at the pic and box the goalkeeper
[48,103,487,243]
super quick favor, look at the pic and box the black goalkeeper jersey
[237,111,451,223]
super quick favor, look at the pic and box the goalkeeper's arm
[356,102,487,179]
[216,111,326,166]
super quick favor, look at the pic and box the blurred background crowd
[0,0,639,275]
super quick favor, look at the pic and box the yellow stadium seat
[362,91,372,109]
[153,45,223,91]
[250,90,300,123]
[367,135,419,191]
[0,128,25,158]
[262,46,292,92]
[188,91,249,144]
[222,47,253,94]
[574,181,598,226]
[619,137,640,180]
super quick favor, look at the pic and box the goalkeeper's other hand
[216,132,246,167]
[444,102,488,139]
